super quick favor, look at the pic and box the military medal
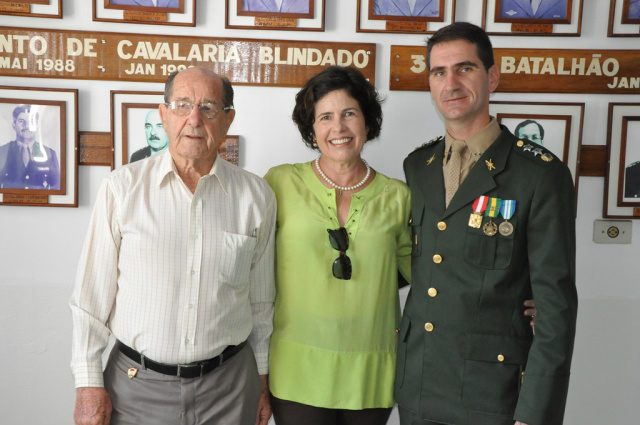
[483,197,501,236]
[469,196,489,228]
[499,200,516,236]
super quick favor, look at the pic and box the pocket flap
[465,333,530,365]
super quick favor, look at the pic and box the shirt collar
[155,150,230,196]
[444,117,502,157]
[16,140,35,149]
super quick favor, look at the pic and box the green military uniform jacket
[395,128,578,425]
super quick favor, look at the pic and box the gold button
[395,328,399,333]
[428,288,438,297]
[437,221,447,231]
[433,254,442,264]
[517,140,524,147]
[497,354,505,362]
[424,322,434,332]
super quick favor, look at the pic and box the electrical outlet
[593,220,632,244]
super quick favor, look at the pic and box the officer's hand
[74,387,112,425]
[523,299,537,327]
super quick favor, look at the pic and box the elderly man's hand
[74,387,112,425]
[256,375,272,425]
[515,421,529,425]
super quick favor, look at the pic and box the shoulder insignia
[414,135,443,151]
[516,140,554,163]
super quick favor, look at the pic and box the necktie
[531,0,542,14]
[408,0,417,14]
[445,139,465,207]
[22,145,30,167]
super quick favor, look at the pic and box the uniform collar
[444,117,501,157]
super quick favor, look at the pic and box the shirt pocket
[217,231,257,287]
[463,216,516,269]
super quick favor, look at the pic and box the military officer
[395,22,577,425]
[0,105,60,190]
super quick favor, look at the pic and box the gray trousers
[104,344,262,425]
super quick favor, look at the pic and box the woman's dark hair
[292,66,383,150]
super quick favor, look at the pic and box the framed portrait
[0,86,78,207]
[489,101,584,191]
[226,0,325,31]
[111,91,241,169]
[94,0,195,26]
[608,0,640,37]
[604,103,640,218]
[0,0,61,19]
[483,0,583,36]
[357,0,455,33]
[111,91,165,169]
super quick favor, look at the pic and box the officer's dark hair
[164,68,234,110]
[514,119,545,140]
[426,22,495,72]
[292,65,383,150]
[12,105,37,122]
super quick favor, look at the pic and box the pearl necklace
[315,157,371,194]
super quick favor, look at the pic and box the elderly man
[395,22,577,425]
[70,67,276,425]
[129,109,169,162]
[500,0,568,19]
[0,104,60,190]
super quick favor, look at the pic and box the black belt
[115,340,247,379]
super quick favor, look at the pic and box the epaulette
[413,135,444,151]
[514,139,555,163]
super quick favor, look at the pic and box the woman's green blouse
[264,162,412,409]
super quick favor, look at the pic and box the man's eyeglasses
[165,100,234,119]
[327,227,352,280]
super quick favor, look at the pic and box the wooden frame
[489,101,584,193]
[482,0,583,36]
[608,0,640,37]
[94,0,195,26]
[226,0,325,31]
[0,86,78,207]
[605,103,640,218]
[357,0,455,33]
[0,0,61,19]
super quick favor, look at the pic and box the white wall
[0,1,638,424]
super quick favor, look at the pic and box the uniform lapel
[440,130,512,220]
[413,141,447,216]
[537,0,563,17]
[389,0,412,16]
[512,0,534,17]
[413,0,434,16]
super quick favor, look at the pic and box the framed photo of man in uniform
[357,0,455,33]
[605,103,640,218]
[226,0,325,31]
[0,86,78,207]
[608,0,640,36]
[483,0,583,35]
[0,0,61,19]
[94,0,194,26]
[489,101,584,193]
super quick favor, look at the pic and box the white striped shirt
[70,151,276,387]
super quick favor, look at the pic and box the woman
[264,66,411,425]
